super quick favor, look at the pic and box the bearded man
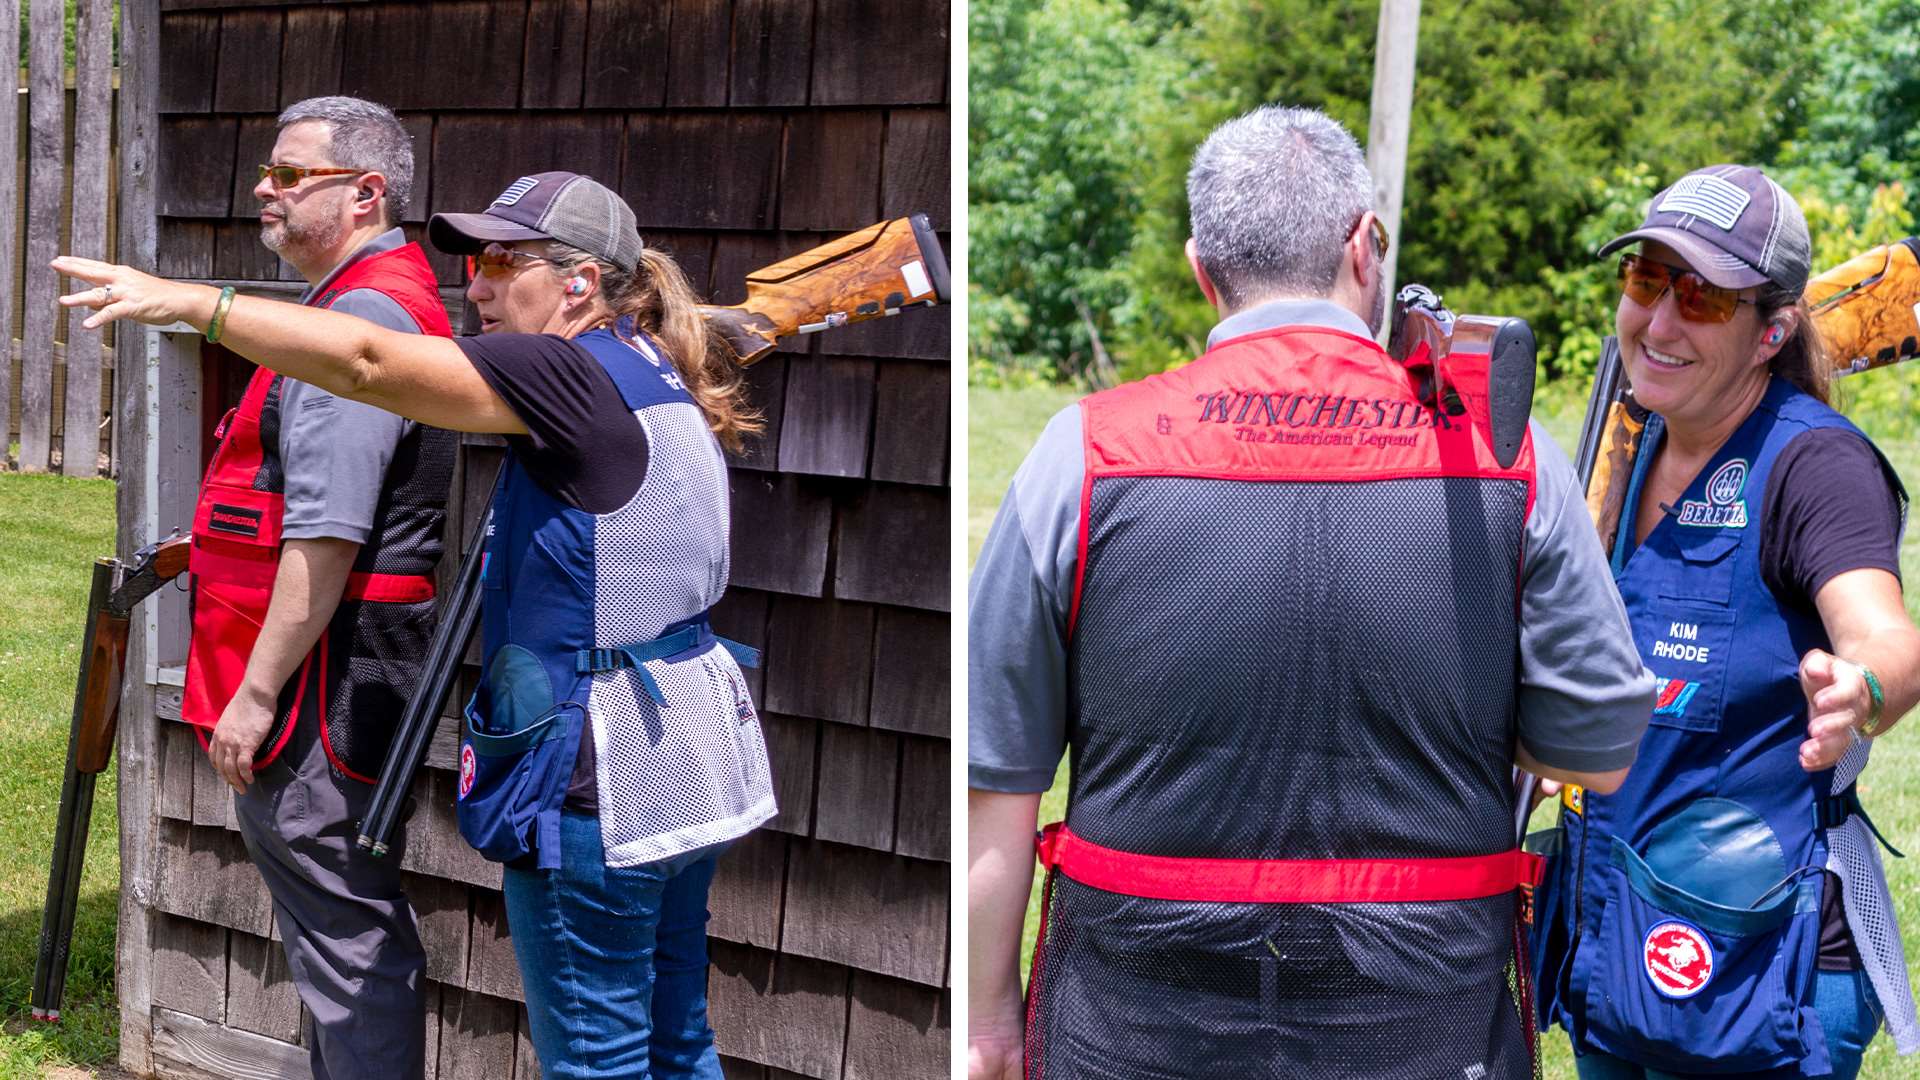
[184,94,454,1079]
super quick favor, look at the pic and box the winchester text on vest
[1193,390,1455,430]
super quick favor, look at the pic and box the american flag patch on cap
[1658,175,1751,231]
[491,177,540,208]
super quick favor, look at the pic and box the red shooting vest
[183,243,453,779]
[1025,324,1544,1079]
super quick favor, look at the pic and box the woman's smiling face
[1615,240,1775,434]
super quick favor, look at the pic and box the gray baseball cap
[429,171,644,272]
[1596,164,1811,293]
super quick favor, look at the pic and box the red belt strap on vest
[344,571,436,603]
[1036,822,1544,903]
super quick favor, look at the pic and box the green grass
[970,381,1920,1078]
[966,385,1082,566]
[0,474,122,1078]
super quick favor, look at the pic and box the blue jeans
[1573,968,1883,1080]
[501,811,729,1080]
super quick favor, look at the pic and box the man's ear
[1346,212,1377,292]
[354,172,389,222]
[1187,237,1222,311]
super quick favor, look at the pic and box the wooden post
[116,0,162,1070]
[0,15,16,468]
[1366,0,1421,334]
[64,0,113,477]
[20,0,66,470]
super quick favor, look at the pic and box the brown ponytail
[546,244,763,451]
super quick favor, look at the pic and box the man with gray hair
[182,94,454,1078]
[967,104,1652,1077]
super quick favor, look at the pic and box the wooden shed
[109,1,951,1077]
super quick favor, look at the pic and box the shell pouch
[1573,799,1829,1075]
[182,483,287,730]
[455,643,584,869]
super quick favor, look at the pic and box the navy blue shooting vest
[1535,377,1902,1075]
[454,324,758,870]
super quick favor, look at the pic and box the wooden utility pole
[1367,0,1421,336]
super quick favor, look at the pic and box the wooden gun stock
[73,588,129,775]
[1387,284,1538,469]
[697,213,949,365]
[1808,238,1920,374]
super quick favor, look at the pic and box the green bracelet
[205,286,237,344]
[1857,662,1889,737]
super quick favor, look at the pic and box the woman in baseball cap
[55,171,774,1080]
[1531,165,1920,1078]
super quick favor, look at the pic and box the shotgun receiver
[34,531,189,1021]
[697,213,949,365]
[1387,285,1544,849]
[355,215,952,858]
[1387,283,1539,470]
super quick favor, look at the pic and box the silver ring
[98,285,113,303]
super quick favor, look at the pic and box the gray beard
[260,210,345,264]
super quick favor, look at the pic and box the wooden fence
[3,0,119,477]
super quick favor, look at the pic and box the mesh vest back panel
[1068,475,1527,860]
[1030,326,1537,1080]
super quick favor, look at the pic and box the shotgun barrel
[32,559,119,1021]
[356,509,490,857]
[33,532,187,1022]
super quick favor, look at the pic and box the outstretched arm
[1800,567,1920,769]
[53,256,526,435]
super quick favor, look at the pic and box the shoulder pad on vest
[575,326,698,413]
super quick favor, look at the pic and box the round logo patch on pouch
[458,743,477,800]
[1643,920,1714,998]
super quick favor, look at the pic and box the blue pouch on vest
[455,642,586,869]
[455,616,760,870]
[1571,799,1830,1075]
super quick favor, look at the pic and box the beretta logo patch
[1676,458,1749,528]
[1644,920,1714,998]
[208,503,263,539]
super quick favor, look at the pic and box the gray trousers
[233,716,425,1080]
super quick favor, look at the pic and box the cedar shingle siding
[123,2,950,1076]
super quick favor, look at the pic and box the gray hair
[1187,105,1374,308]
[277,96,415,223]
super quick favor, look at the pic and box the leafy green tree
[1111,0,1825,379]
[1774,0,1920,217]
[968,0,1189,383]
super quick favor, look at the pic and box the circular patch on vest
[1643,920,1713,998]
[1706,459,1749,505]
[458,743,476,800]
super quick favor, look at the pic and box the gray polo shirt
[279,229,427,543]
[968,298,1655,793]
